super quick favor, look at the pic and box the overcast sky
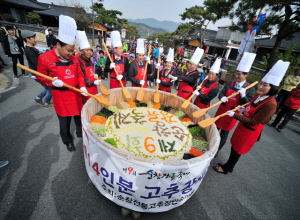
[39,0,233,30]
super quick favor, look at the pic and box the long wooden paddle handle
[140,45,152,88]
[17,64,96,97]
[226,81,258,100]
[218,102,249,118]
[155,55,161,92]
[187,76,208,102]
[101,39,126,88]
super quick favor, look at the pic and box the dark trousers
[222,147,241,172]
[11,54,25,76]
[0,55,5,65]
[57,114,82,144]
[276,89,290,108]
[218,128,229,151]
[273,105,297,129]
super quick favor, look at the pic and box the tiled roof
[255,32,300,51]
[2,0,48,10]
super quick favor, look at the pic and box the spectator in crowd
[276,68,300,109]
[3,25,26,78]
[269,83,300,132]
[211,53,218,67]
[221,57,227,69]
[12,25,22,40]
[46,29,57,49]
[96,51,107,79]
[22,30,53,108]
[128,53,135,64]
[45,26,51,35]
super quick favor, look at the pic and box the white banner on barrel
[82,125,210,213]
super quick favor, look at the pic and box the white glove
[196,85,201,90]
[156,63,160,69]
[238,88,246,98]
[110,62,116,69]
[116,75,123,80]
[80,87,88,96]
[94,74,98,79]
[221,96,229,103]
[156,79,161,83]
[145,57,150,63]
[193,90,200,96]
[227,111,235,117]
[140,80,145,86]
[238,105,246,113]
[169,75,178,82]
[94,80,101,86]
[52,77,64,87]
[31,76,37,80]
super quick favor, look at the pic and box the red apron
[132,60,147,88]
[110,55,126,89]
[82,62,98,103]
[194,79,219,108]
[159,69,174,93]
[231,96,275,155]
[215,81,250,131]
[51,61,83,117]
[177,70,198,100]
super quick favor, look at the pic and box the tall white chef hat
[166,48,174,62]
[210,58,222,74]
[237,52,256,73]
[58,15,77,45]
[189,48,204,65]
[136,39,145,54]
[111,31,122,48]
[76,31,90,50]
[262,60,290,86]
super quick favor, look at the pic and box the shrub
[2,14,16,22]
[26,12,42,24]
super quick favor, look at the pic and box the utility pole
[91,0,94,46]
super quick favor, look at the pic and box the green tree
[26,12,42,24]
[147,32,177,49]
[61,0,92,30]
[126,24,141,40]
[204,0,300,72]
[92,2,124,27]
[179,5,217,48]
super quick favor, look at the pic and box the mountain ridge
[127,18,180,32]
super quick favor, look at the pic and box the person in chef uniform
[213,60,290,174]
[193,55,220,108]
[169,48,203,100]
[214,52,256,157]
[76,30,101,104]
[37,15,87,152]
[128,39,152,88]
[105,31,129,89]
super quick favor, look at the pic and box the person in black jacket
[46,29,57,49]
[3,25,26,78]
[22,30,53,108]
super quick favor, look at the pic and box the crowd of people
[0,15,299,175]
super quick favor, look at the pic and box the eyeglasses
[235,72,245,76]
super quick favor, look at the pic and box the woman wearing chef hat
[36,15,87,152]
[213,60,290,174]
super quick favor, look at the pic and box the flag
[204,46,209,54]
[121,29,126,38]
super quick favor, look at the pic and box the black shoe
[77,134,82,138]
[213,166,228,174]
[65,142,75,151]
[276,127,282,132]
[268,123,276,127]
[217,163,233,172]
[2,63,8,66]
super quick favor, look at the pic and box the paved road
[0,49,300,220]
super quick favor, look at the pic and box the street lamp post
[91,0,94,46]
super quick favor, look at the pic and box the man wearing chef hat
[169,48,202,100]
[76,30,101,104]
[214,52,256,157]
[105,31,129,89]
[193,53,220,108]
[213,60,289,174]
[36,15,87,152]
[154,48,176,93]
[128,39,152,88]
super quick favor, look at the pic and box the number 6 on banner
[144,137,156,153]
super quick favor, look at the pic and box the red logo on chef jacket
[201,88,205,93]
[244,106,251,116]
[65,69,71,75]
[90,68,94,76]
[116,65,121,73]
